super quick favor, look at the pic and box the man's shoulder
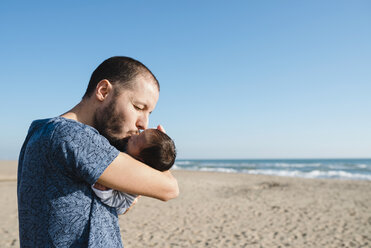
[29,116,98,139]
[26,116,103,149]
[44,117,116,155]
[47,117,98,136]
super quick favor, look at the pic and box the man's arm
[96,152,179,201]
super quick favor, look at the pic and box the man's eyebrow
[139,102,151,113]
[135,100,153,113]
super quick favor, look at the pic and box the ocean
[173,159,371,180]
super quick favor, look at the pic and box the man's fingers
[93,183,110,191]
[157,125,166,133]
[123,197,139,215]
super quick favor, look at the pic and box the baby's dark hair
[135,129,176,171]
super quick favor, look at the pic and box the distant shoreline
[4,159,371,181]
[176,158,371,161]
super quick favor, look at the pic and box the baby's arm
[91,185,138,214]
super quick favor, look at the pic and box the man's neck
[61,100,95,127]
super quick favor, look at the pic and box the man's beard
[93,96,130,151]
[110,136,130,152]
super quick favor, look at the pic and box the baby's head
[126,129,176,171]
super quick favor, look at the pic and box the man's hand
[93,182,110,191]
[123,195,141,214]
[157,124,166,133]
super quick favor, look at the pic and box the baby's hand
[93,183,110,191]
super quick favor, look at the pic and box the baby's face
[126,130,150,157]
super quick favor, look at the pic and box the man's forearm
[97,152,179,201]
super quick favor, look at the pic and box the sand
[1,160,371,247]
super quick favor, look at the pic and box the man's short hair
[83,56,159,99]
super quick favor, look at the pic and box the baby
[92,128,176,214]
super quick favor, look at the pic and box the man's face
[93,75,159,147]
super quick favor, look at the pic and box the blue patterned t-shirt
[17,117,123,247]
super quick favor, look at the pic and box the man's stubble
[93,95,130,151]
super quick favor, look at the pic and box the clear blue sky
[1,0,370,159]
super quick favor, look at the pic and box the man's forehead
[117,80,157,97]
[133,81,158,104]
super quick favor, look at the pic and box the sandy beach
[1,160,370,247]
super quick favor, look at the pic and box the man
[17,56,179,247]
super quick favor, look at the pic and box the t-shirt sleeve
[49,122,120,185]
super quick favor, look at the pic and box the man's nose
[136,113,149,130]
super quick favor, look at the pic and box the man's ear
[95,79,113,101]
